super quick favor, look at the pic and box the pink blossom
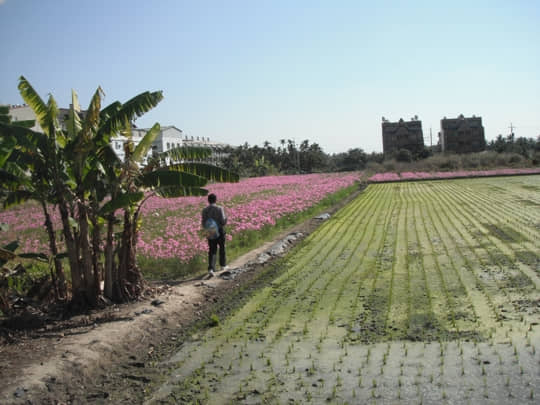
[368,168,540,183]
[0,173,360,265]
[368,172,400,182]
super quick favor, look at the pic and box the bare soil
[0,190,361,405]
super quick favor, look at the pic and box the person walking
[201,193,227,277]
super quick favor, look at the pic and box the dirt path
[0,189,361,405]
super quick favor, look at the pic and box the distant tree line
[486,133,540,160]
[219,134,540,176]
[220,139,382,176]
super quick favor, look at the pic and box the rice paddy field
[146,174,540,404]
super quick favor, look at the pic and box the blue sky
[1,0,539,153]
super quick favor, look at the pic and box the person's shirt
[202,203,227,229]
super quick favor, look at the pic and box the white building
[153,126,185,153]
[6,104,42,132]
[110,127,153,164]
[8,104,229,166]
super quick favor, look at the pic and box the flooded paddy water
[146,175,540,404]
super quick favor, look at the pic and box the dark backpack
[204,218,220,240]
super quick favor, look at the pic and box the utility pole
[509,122,516,136]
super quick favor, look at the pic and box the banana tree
[60,87,166,304]
[0,97,68,300]
[99,123,239,301]
[2,76,239,308]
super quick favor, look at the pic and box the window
[167,142,170,149]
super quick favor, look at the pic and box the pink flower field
[368,167,540,183]
[0,173,360,264]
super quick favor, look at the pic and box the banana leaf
[166,162,239,183]
[161,145,213,162]
[141,170,207,188]
[98,91,163,137]
[100,191,145,214]
[154,186,208,198]
[17,76,50,133]
[132,123,160,163]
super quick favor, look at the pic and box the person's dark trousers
[208,229,226,271]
